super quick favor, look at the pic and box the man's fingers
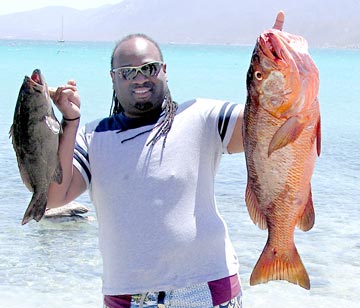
[48,81,80,120]
[50,84,77,101]
[67,79,77,87]
[273,11,285,31]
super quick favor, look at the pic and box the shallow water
[0,40,359,307]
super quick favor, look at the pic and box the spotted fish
[10,69,62,225]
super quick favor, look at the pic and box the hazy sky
[0,0,123,15]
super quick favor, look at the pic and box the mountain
[0,0,359,48]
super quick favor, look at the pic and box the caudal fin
[22,191,48,225]
[250,242,310,290]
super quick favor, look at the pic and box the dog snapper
[243,29,321,289]
[10,69,62,225]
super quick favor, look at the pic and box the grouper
[10,69,63,225]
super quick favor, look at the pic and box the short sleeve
[73,126,91,188]
[216,102,243,154]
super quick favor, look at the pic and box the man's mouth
[133,87,152,99]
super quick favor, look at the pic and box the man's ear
[162,63,168,82]
[110,70,116,83]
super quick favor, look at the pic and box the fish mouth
[24,69,44,89]
[30,69,43,85]
[22,69,46,95]
[259,30,289,66]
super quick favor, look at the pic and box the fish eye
[254,71,263,80]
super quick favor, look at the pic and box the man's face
[111,37,167,118]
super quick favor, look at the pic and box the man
[48,12,285,308]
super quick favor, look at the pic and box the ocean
[0,39,359,308]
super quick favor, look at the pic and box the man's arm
[227,11,285,154]
[47,81,87,208]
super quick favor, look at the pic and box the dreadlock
[118,87,178,149]
[109,90,124,116]
[146,88,178,148]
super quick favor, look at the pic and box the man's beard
[134,83,169,112]
[134,101,153,111]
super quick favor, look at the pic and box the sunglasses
[111,61,163,80]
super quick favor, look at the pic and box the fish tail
[22,191,47,225]
[250,242,310,290]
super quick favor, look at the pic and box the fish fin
[52,158,63,184]
[297,187,315,231]
[44,116,61,135]
[250,241,310,290]
[10,132,34,191]
[9,124,14,139]
[316,115,321,156]
[70,207,88,215]
[245,181,267,230]
[309,98,321,156]
[45,203,89,218]
[22,191,48,225]
[268,116,306,157]
[12,152,34,191]
[19,165,33,192]
[309,115,321,157]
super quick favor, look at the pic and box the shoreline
[0,38,359,50]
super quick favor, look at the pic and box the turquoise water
[0,40,359,308]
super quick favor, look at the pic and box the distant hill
[0,0,359,48]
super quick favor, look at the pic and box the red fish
[243,29,321,289]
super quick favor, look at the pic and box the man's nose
[133,70,148,82]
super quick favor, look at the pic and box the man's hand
[50,80,81,121]
[272,11,285,31]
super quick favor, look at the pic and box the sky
[0,0,123,15]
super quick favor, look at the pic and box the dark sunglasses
[111,61,163,80]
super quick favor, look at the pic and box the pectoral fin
[44,116,61,134]
[268,115,306,157]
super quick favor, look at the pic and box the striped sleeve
[73,126,91,187]
[217,102,243,153]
